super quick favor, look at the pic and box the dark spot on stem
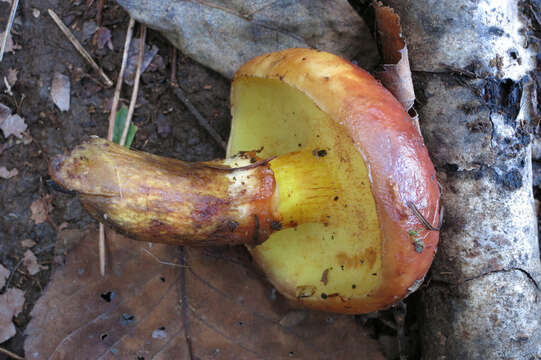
[227,220,239,232]
[321,293,328,299]
[320,269,329,285]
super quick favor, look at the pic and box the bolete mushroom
[50,48,440,314]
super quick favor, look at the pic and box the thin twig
[172,86,227,150]
[100,17,136,276]
[407,201,443,231]
[96,0,105,27]
[48,9,113,87]
[120,25,146,145]
[107,17,135,141]
[0,0,20,61]
[0,346,24,360]
[170,46,178,87]
[142,248,188,268]
[99,222,106,276]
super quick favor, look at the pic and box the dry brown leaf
[117,0,377,79]
[21,239,37,248]
[23,250,47,275]
[0,30,21,55]
[25,227,385,359]
[51,72,70,112]
[82,20,98,42]
[0,113,27,139]
[7,67,18,87]
[0,103,11,122]
[124,40,158,85]
[0,288,25,343]
[0,263,9,288]
[0,166,18,179]
[94,26,113,50]
[30,196,52,225]
[374,2,416,117]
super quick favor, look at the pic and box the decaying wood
[382,0,541,358]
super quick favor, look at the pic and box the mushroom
[49,48,440,314]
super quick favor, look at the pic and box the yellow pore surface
[228,78,383,311]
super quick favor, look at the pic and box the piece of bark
[25,227,385,359]
[116,0,378,78]
[381,0,541,359]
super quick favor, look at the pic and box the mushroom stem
[269,148,339,227]
[49,138,338,246]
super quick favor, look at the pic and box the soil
[0,1,229,357]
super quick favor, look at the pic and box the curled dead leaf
[124,39,157,85]
[25,227,385,359]
[373,2,416,120]
[51,72,70,112]
[0,113,27,139]
[0,166,18,179]
[94,26,113,50]
[0,288,25,343]
[30,196,52,225]
[117,0,376,79]
[0,30,21,55]
[0,263,9,288]
[21,239,37,248]
[23,250,47,275]
[7,67,17,87]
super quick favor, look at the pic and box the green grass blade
[112,105,137,147]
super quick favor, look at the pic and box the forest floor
[0,0,232,357]
[1,1,539,359]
